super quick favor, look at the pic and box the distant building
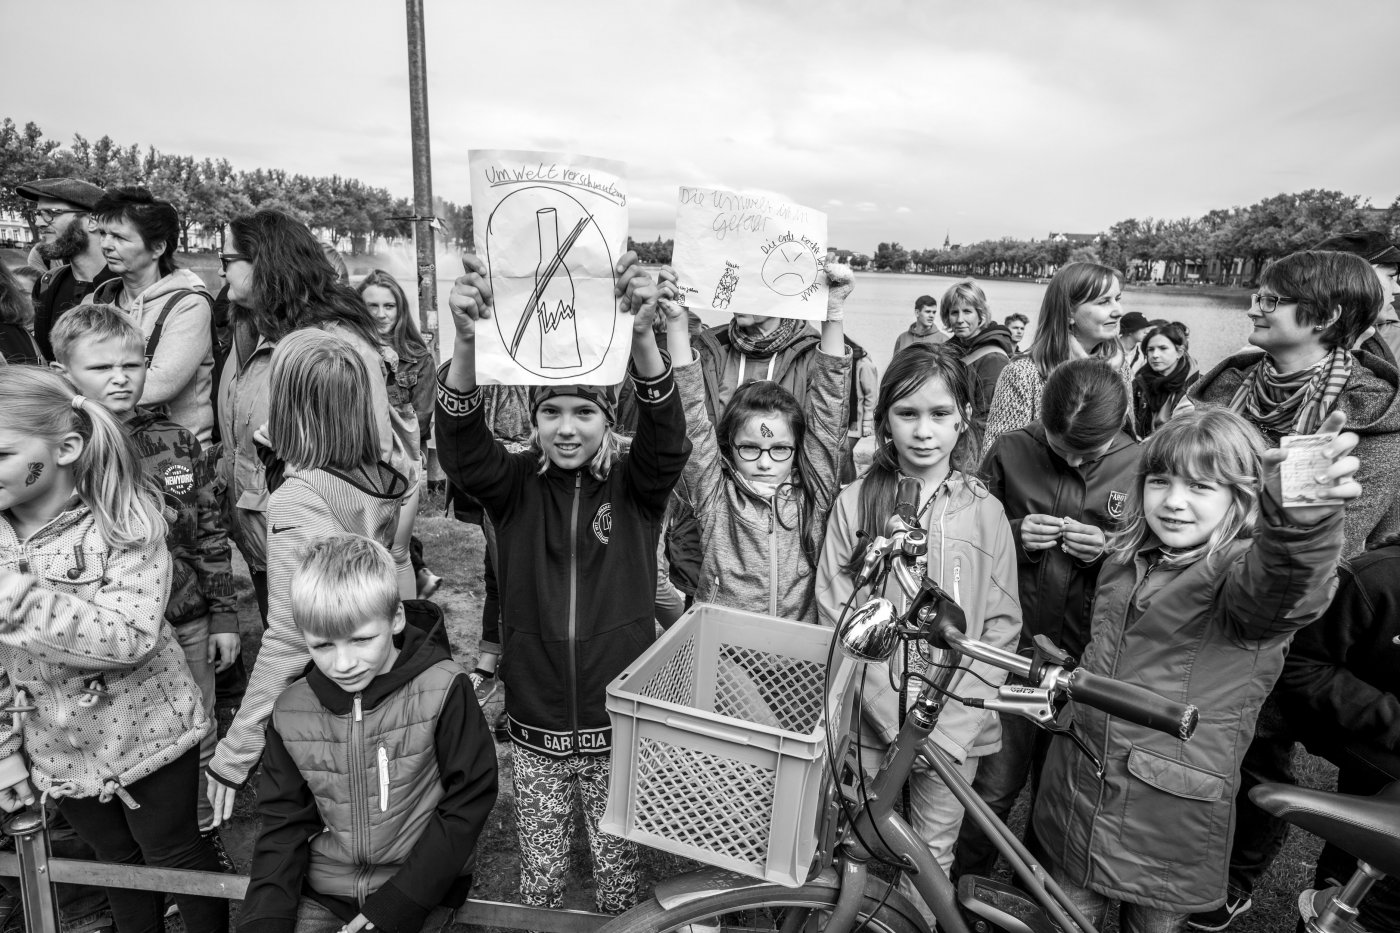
[1048,231,1102,246]
[0,210,32,250]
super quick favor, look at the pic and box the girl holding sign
[657,263,853,624]
[437,251,688,915]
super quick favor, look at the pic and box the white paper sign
[672,186,828,321]
[465,149,629,385]
[1279,433,1340,508]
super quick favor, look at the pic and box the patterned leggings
[512,745,641,914]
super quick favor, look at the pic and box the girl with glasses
[657,263,853,623]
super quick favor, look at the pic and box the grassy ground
[209,489,1343,933]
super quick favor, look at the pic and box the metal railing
[1,811,609,933]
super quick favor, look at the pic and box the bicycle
[601,490,1199,933]
[1252,777,1400,932]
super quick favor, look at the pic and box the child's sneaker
[1187,894,1252,931]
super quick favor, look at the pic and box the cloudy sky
[8,0,1398,253]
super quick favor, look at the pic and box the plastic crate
[602,603,857,888]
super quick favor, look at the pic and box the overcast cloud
[7,0,1397,252]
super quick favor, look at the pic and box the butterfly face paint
[25,463,42,486]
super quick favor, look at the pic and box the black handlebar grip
[1067,669,1199,741]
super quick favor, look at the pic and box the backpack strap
[145,289,213,364]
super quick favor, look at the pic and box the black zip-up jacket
[435,359,690,757]
[980,423,1140,659]
[240,601,498,933]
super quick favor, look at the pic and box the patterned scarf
[1229,347,1354,436]
[727,316,807,359]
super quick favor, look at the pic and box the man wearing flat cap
[1314,230,1400,362]
[16,177,116,360]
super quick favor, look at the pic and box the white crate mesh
[632,736,776,868]
[637,635,697,708]
[714,645,827,734]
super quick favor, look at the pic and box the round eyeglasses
[734,444,795,462]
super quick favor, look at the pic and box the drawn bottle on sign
[533,207,581,369]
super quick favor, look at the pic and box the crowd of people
[0,173,1398,933]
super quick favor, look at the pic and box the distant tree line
[876,189,1400,285]
[0,118,473,255]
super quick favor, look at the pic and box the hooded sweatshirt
[89,269,214,444]
[817,472,1022,763]
[1191,347,1400,556]
[700,322,823,416]
[240,601,498,933]
[210,460,411,788]
[950,323,1016,441]
[675,347,850,623]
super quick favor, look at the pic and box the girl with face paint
[657,263,854,623]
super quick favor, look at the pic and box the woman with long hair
[1131,322,1197,439]
[216,210,417,623]
[0,263,42,364]
[983,261,1130,452]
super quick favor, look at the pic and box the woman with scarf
[1131,321,1197,439]
[1188,249,1400,933]
[942,278,1015,445]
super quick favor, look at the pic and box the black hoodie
[950,323,1016,439]
[240,601,498,933]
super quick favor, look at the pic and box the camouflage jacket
[128,408,238,633]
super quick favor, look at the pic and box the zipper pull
[377,746,389,811]
[953,559,962,605]
[353,694,362,722]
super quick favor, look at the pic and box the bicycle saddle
[1250,781,1400,877]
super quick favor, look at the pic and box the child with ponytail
[816,345,1022,927]
[0,366,227,933]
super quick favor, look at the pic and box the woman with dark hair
[0,263,42,364]
[1191,249,1400,932]
[983,261,1129,451]
[85,186,214,442]
[1131,322,1198,439]
[941,278,1015,444]
[215,209,417,625]
[954,358,1139,879]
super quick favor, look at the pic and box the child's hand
[252,422,271,448]
[0,777,35,813]
[448,254,495,342]
[208,633,241,673]
[1263,411,1362,525]
[208,780,236,828]
[1060,518,1107,562]
[825,263,855,322]
[1020,514,1064,551]
[338,914,374,933]
[616,253,659,333]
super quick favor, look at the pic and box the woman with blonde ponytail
[0,366,229,933]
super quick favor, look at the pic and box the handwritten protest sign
[460,149,629,385]
[672,186,828,321]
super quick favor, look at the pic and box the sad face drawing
[761,241,819,297]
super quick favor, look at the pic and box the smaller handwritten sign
[672,186,829,321]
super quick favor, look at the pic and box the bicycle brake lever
[1044,711,1105,779]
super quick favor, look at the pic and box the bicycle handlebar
[1067,669,1199,741]
[936,623,1198,743]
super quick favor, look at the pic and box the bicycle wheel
[598,880,927,933]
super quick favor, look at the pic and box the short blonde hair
[289,534,400,638]
[50,303,145,365]
[267,329,380,471]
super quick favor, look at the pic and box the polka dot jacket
[0,502,206,799]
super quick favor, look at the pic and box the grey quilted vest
[272,659,470,904]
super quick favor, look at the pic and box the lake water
[423,269,1256,378]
